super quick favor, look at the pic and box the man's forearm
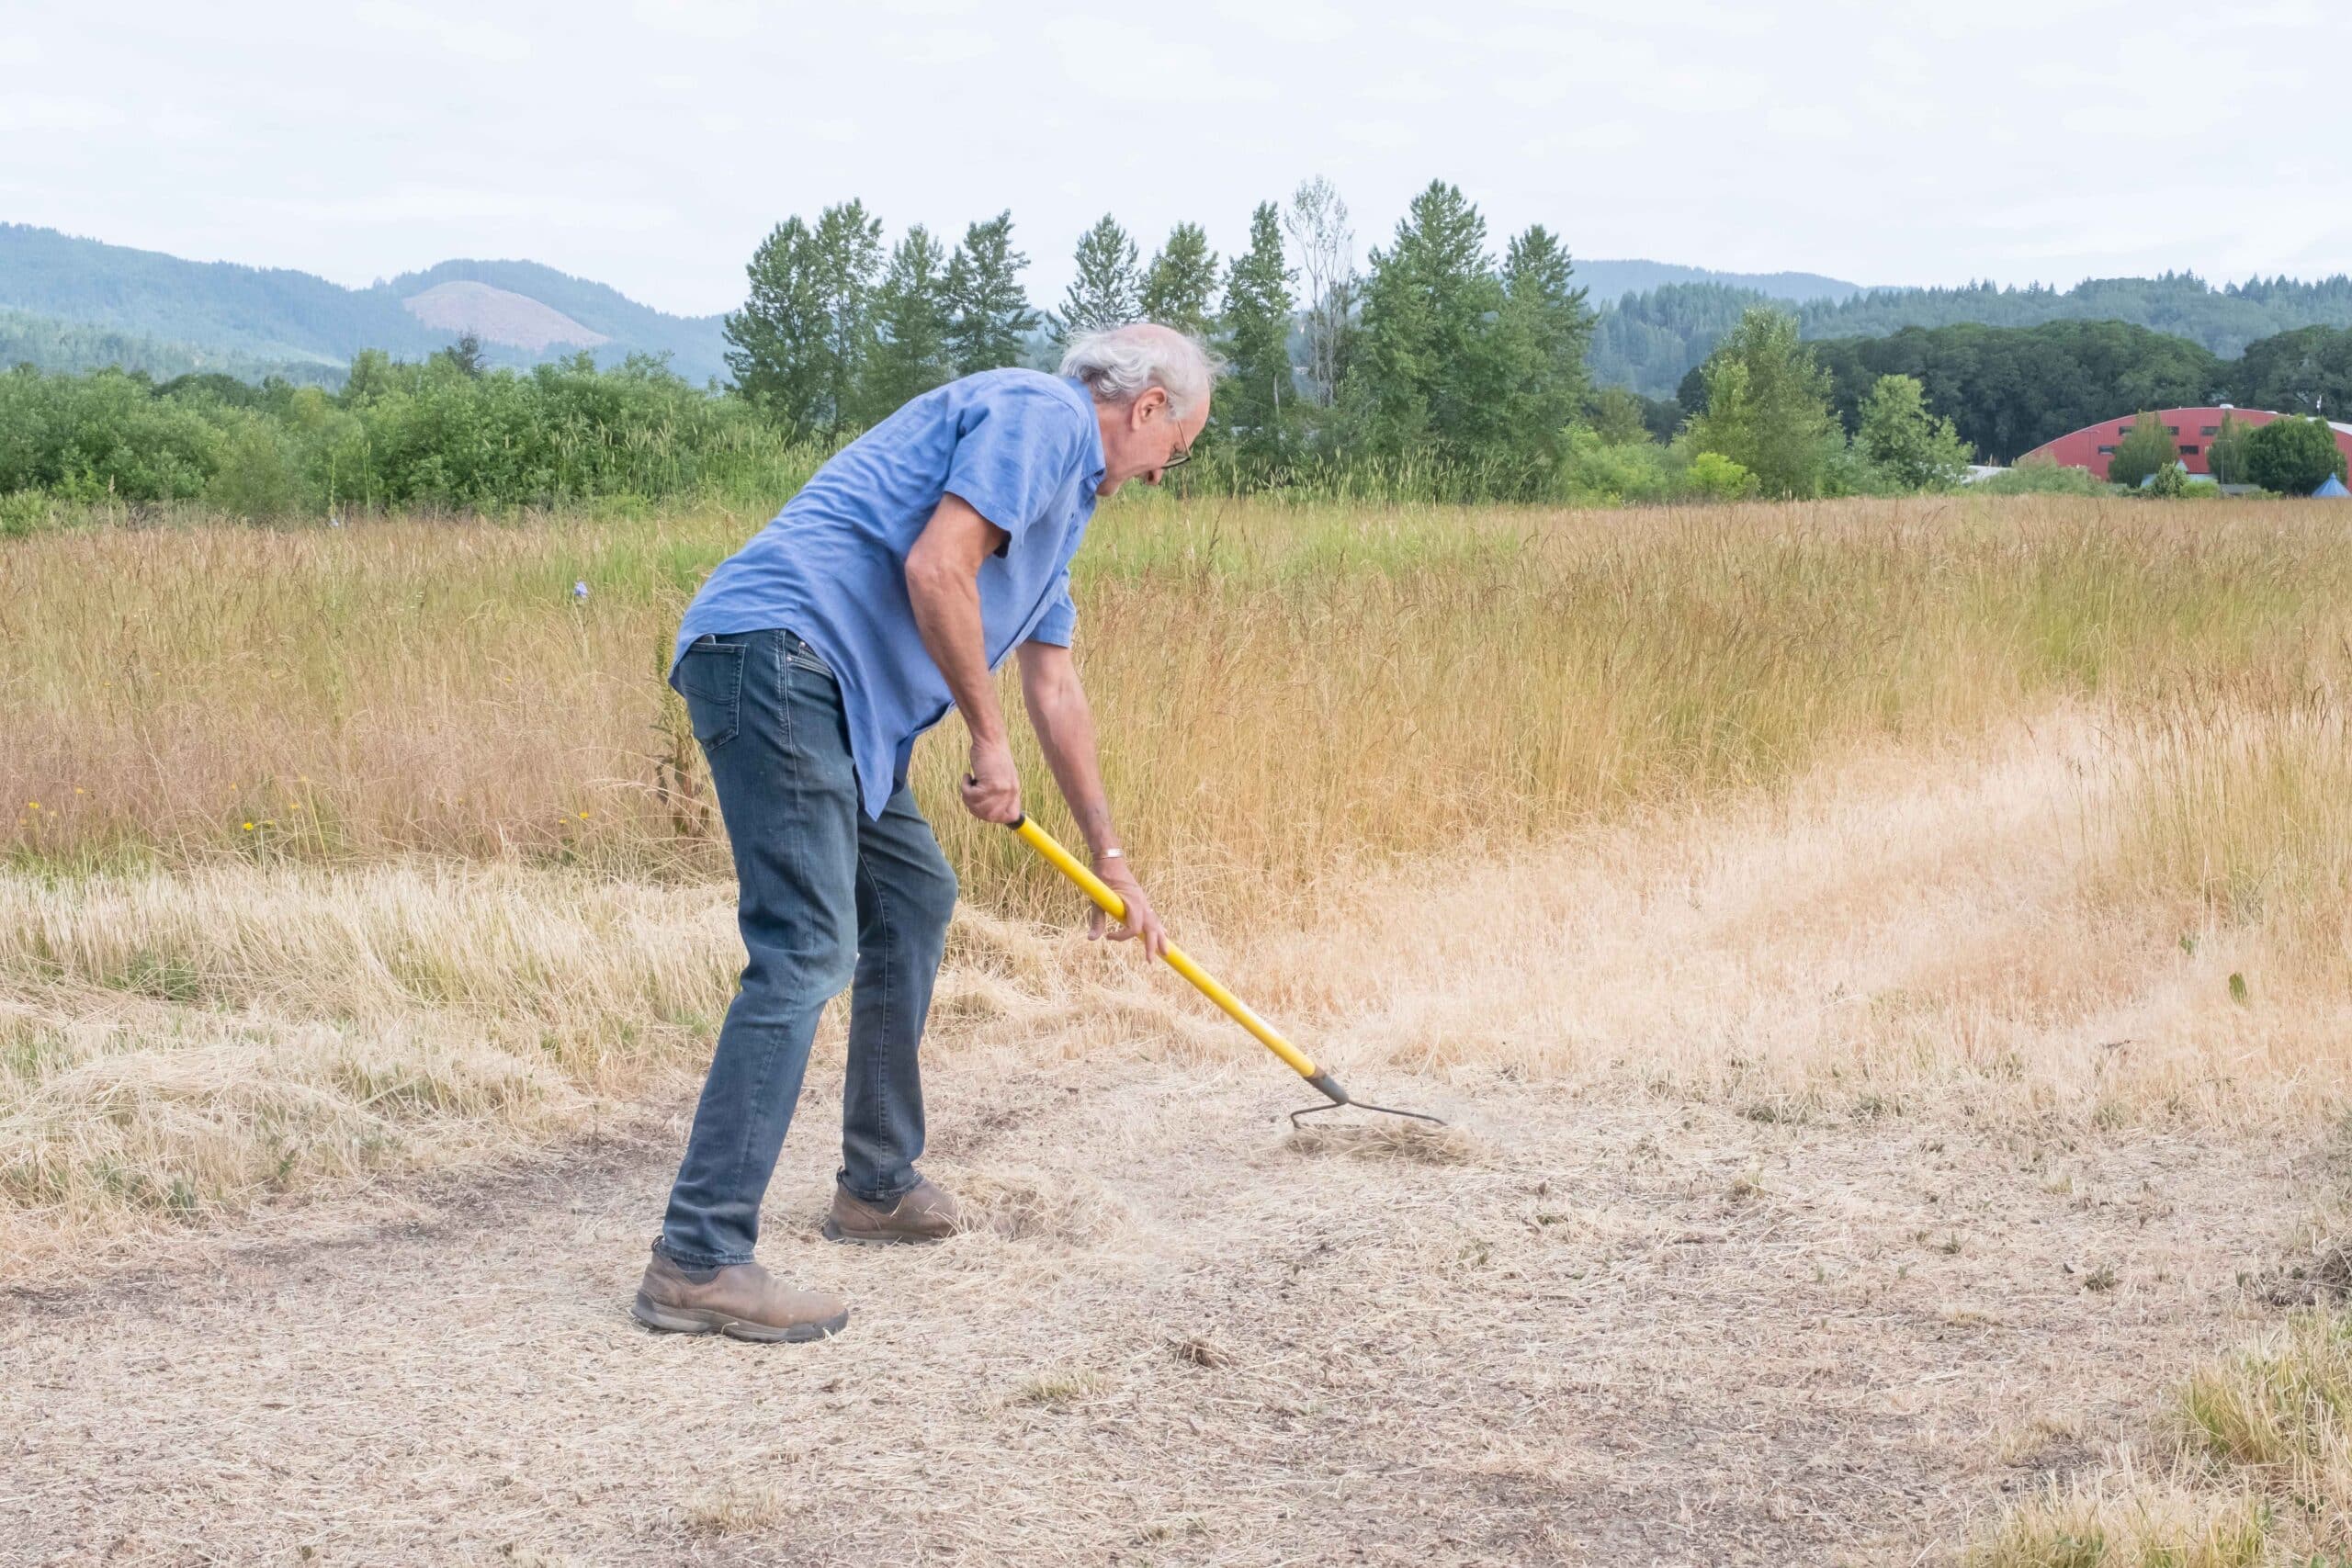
[906,561,1007,744]
[1025,674,1119,852]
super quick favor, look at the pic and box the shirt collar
[1062,377,1108,496]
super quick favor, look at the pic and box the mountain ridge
[0,225,732,382]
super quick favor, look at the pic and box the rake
[1005,815,1445,1130]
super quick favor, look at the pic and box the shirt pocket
[672,638,744,749]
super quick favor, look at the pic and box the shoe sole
[820,1218,952,1247]
[629,1292,849,1344]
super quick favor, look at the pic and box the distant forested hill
[0,307,344,384]
[1569,260,1865,306]
[0,225,730,384]
[1591,272,2352,398]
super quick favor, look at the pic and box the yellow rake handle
[1007,816,1342,1100]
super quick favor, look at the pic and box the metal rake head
[1287,1093,1448,1131]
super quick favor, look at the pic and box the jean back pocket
[673,637,744,748]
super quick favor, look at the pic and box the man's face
[1098,388,1211,497]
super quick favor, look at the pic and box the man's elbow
[1024,661,1082,718]
[903,546,965,606]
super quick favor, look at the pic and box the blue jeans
[655,627,956,1269]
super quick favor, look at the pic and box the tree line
[717,178,1603,497]
[1591,273,2352,399]
[11,174,2352,525]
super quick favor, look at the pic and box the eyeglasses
[1161,414,1194,470]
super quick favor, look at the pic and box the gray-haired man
[632,323,1213,1342]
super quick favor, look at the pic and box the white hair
[1058,323,1221,419]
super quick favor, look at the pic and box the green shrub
[0,491,62,539]
[205,414,301,520]
[0,355,824,518]
[1974,457,2112,496]
[1685,449,1761,502]
[0,366,221,502]
[1557,426,1681,504]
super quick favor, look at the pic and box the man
[631,322,1213,1344]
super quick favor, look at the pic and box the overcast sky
[3,0,2346,317]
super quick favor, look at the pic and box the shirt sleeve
[1029,575,1078,647]
[942,381,1085,549]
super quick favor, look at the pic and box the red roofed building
[2018,406,2352,479]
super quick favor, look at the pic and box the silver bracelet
[1093,847,1125,862]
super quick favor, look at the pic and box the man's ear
[1135,387,1170,426]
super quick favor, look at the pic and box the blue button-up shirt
[673,368,1105,818]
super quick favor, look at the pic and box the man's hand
[1089,857,1168,961]
[960,736,1023,824]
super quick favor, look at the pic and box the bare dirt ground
[3,1061,2318,1566]
[3,719,2331,1565]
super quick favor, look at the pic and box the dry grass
[1967,1307,2352,1565]
[10,700,2346,1275]
[2112,694,2352,974]
[8,495,2352,1260]
[6,495,2349,928]
[0,862,737,1263]
[1283,1117,1487,1166]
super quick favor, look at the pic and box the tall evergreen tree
[1489,224,1595,469]
[859,225,956,420]
[1683,307,1843,498]
[724,215,829,429]
[1347,180,1507,465]
[1141,221,1219,339]
[944,210,1036,374]
[1217,201,1297,468]
[807,199,884,436]
[1056,215,1142,344]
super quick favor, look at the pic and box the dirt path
[2,1057,2315,1567]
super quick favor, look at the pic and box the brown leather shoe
[629,1247,849,1343]
[822,1177,962,1245]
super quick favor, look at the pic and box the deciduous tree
[1283,175,1356,407]
[1856,373,1973,491]
[2243,414,2349,494]
[1683,308,1842,498]
[2105,409,2178,489]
